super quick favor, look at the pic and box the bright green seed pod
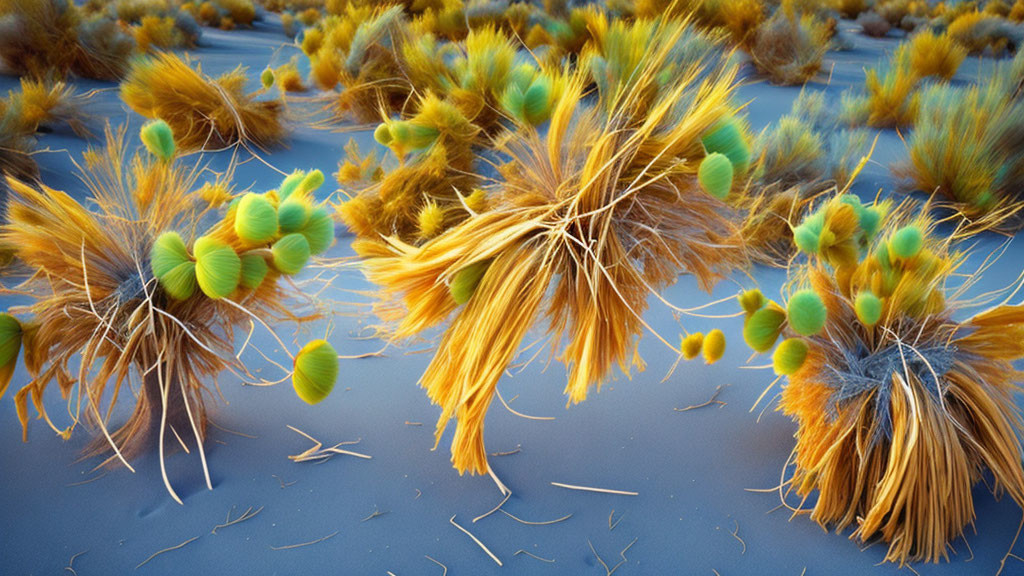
[859,207,882,238]
[302,208,335,254]
[373,123,392,146]
[160,261,198,300]
[450,260,490,305]
[744,305,786,353]
[501,86,526,121]
[523,76,553,125]
[235,194,278,244]
[787,290,827,337]
[889,225,923,260]
[260,67,275,90]
[792,224,820,254]
[272,233,311,275]
[697,152,734,200]
[151,231,191,279]
[773,338,808,376]
[140,119,175,162]
[240,253,269,289]
[702,329,726,364]
[193,237,241,299]
[507,63,536,92]
[292,339,338,405]
[0,313,22,368]
[279,171,306,199]
[701,117,751,174]
[277,198,310,233]
[854,290,883,327]
[681,332,704,360]
[738,288,765,316]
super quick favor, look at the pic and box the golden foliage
[121,52,286,151]
[907,30,965,80]
[750,10,829,85]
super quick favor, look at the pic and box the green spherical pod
[300,169,324,194]
[523,75,553,125]
[140,119,175,162]
[743,305,786,353]
[194,237,241,299]
[889,225,923,260]
[260,67,275,90]
[773,338,809,376]
[0,313,22,368]
[508,63,537,92]
[702,329,726,364]
[279,170,306,199]
[701,117,751,174]
[854,290,883,327]
[272,233,311,275]
[160,261,198,300]
[302,208,335,255]
[151,231,191,279]
[240,253,269,289]
[792,224,820,254]
[277,198,310,233]
[681,332,704,360]
[859,206,882,239]
[292,339,338,405]
[697,152,734,200]
[501,85,526,121]
[787,289,827,337]
[235,194,279,244]
[450,260,490,305]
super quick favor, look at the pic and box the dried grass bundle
[0,124,335,502]
[741,195,1024,565]
[360,29,749,476]
[907,29,966,81]
[894,77,1024,233]
[948,10,1022,54]
[0,0,135,81]
[6,78,93,137]
[845,44,921,128]
[121,52,286,152]
[183,0,257,28]
[749,6,829,85]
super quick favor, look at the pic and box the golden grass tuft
[360,22,749,475]
[121,52,286,152]
[858,44,921,128]
[907,29,966,80]
[745,198,1024,565]
[749,9,829,85]
[0,0,135,81]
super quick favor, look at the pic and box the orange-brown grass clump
[894,75,1024,233]
[359,23,749,477]
[305,5,410,123]
[0,122,338,502]
[0,79,94,181]
[738,194,1024,565]
[907,29,966,80]
[183,0,257,29]
[121,53,286,152]
[0,0,135,81]
[749,5,830,85]
[947,10,1020,54]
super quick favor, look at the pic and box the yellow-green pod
[301,208,335,255]
[0,313,23,368]
[272,233,311,275]
[277,198,310,233]
[702,329,726,364]
[260,67,275,90]
[151,231,191,279]
[279,170,306,199]
[773,338,809,376]
[417,202,445,239]
[786,289,827,337]
[523,75,553,125]
[160,261,198,300]
[854,290,883,327]
[743,304,786,353]
[193,236,241,299]
[738,288,765,316]
[235,194,279,244]
[464,189,487,213]
[450,260,489,305]
[299,169,324,194]
[293,339,338,405]
[701,116,751,174]
[681,332,704,360]
[697,152,734,200]
[240,253,269,289]
[374,123,392,146]
[140,119,175,162]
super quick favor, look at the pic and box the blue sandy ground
[1,15,1023,576]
